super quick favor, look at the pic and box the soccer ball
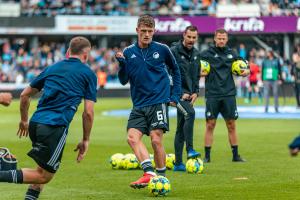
[109,153,124,169]
[186,158,204,174]
[149,154,155,168]
[166,154,175,170]
[200,60,210,75]
[148,176,171,197]
[123,153,139,170]
[232,60,248,75]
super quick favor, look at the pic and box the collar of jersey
[135,41,153,49]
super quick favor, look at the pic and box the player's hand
[201,71,208,77]
[169,102,177,107]
[181,93,190,100]
[17,120,29,138]
[74,140,89,163]
[0,92,12,106]
[278,80,283,85]
[290,148,299,157]
[115,51,125,59]
[190,93,198,105]
[240,69,250,77]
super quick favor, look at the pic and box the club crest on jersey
[227,54,233,59]
[153,52,159,59]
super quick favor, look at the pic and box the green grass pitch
[0,97,299,200]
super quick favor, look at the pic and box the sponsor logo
[130,54,136,59]
[155,18,191,33]
[159,121,165,125]
[214,54,218,58]
[153,52,159,59]
[224,17,264,32]
[53,162,60,170]
[227,54,233,59]
[151,122,158,127]
[194,56,197,60]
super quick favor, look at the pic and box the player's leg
[150,129,166,176]
[147,103,169,176]
[174,108,185,170]
[204,98,219,162]
[177,100,199,159]
[22,167,52,200]
[221,96,245,162]
[127,108,155,188]
[127,128,153,172]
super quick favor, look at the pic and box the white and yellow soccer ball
[148,176,171,197]
[232,60,248,75]
[109,153,124,169]
[166,154,175,170]
[123,153,139,170]
[186,158,204,174]
[200,60,210,75]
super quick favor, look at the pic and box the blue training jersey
[117,41,181,108]
[30,57,97,126]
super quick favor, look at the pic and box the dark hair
[137,15,155,28]
[214,28,228,36]
[184,25,198,33]
[69,36,91,55]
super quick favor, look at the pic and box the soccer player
[0,36,97,200]
[170,25,201,171]
[0,92,12,106]
[115,15,181,188]
[200,29,249,163]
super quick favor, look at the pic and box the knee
[151,133,163,149]
[38,173,52,184]
[227,122,236,132]
[206,121,216,131]
[127,134,138,147]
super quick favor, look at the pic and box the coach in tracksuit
[170,26,201,171]
[200,29,249,163]
[116,15,181,188]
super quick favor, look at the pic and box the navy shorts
[127,103,169,135]
[28,122,68,173]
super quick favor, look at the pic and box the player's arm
[165,45,182,106]
[17,86,39,138]
[116,50,129,85]
[75,99,95,163]
[75,72,97,163]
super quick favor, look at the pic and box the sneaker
[130,173,154,189]
[232,155,246,162]
[173,163,186,172]
[187,149,201,159]
[203,157,210,163]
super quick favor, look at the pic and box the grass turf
[0,97,299,200]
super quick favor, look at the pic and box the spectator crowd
[14,0,300,17]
